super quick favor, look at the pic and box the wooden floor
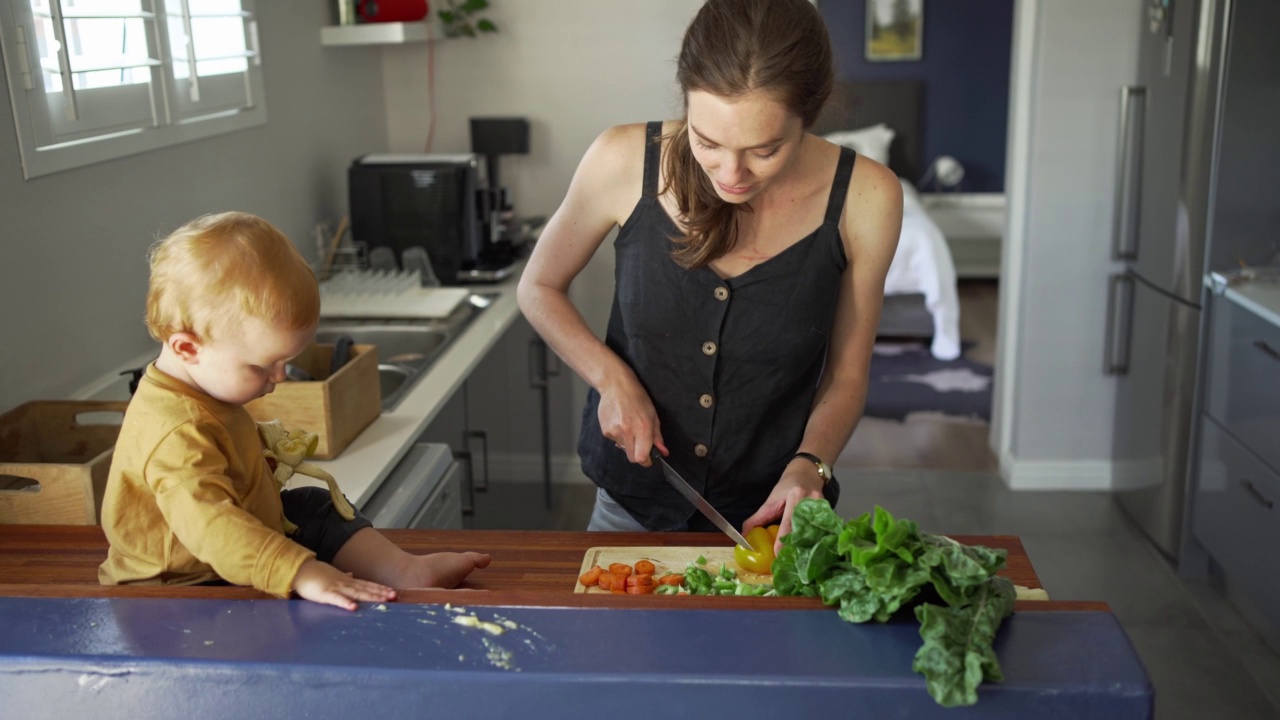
[838,280,1000,474]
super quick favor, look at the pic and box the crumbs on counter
[451,614,506,636]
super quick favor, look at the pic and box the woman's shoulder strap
[642,121,663,198]
[824,146,859,224]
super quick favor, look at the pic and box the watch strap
[793,451,833,484]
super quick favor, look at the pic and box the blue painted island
[0,527,1152,718]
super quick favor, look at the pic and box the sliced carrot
[657,573,684,586]
[597,571,614,589]
[625,573,654,587]
[634,560,656,575]
[579,565,604,586]
[626,583,655,594]
[609,575,627,592]
[611,588,626,594]
[608,563,633,577]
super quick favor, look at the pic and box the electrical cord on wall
[424,17,437,152]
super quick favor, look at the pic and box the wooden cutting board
[573,546,773,594]
[573,546,1052,600]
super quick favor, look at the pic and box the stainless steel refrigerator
[1107,0,1280,560]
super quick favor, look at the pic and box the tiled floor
[470,474,1280,719]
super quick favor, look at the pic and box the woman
[517,0,903,549]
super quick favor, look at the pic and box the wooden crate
[244,343,380,459]
[0,400,129,525]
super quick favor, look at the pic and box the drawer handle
[1254,340,1280,363]
[1240,479,1275,510]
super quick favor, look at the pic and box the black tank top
[579,121,852,532]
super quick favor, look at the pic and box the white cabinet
[921,193,1006,279]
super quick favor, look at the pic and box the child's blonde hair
[145,212,320,342]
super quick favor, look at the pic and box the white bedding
[883,179,961,361]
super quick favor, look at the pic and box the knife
[650,448,752,548]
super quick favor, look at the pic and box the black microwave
[348,154,484,284]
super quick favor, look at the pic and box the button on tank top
[579,121,854,532]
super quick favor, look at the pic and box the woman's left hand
[742,459,826,555]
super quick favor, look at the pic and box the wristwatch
[793,452,834,485]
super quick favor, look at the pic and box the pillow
[822,123,895,166]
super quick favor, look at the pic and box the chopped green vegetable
[696,555,707,565]
[679,562,774,597]
[771,499,1015,708]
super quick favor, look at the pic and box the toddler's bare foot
[400,551,490,589]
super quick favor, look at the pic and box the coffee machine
[464,117,544,281]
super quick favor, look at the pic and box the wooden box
[0,401,129,525]
[244,343,380,459]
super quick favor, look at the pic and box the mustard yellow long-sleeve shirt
[98,364,314,597]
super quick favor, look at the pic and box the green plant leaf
[461,0,489,12]
[438,9,456,22]
[476,19,497,32]
[911,577,1015,707]
[771,500,1017,708]
[789,497,844,546]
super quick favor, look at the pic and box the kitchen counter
[1209,271,1280,329]
[0,525,1088,609]
[305,270,525,507]
[0,527,1150,718]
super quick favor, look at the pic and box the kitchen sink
[315,292,496,411]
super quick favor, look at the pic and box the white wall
[380,1,703,471]
[995,0,1141,489]
[0,4,389,412]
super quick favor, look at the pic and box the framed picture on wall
[866,0,924,62]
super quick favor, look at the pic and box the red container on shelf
[358,0,428,23]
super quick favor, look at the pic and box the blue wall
[821,0,1015,193]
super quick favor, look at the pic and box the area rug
[862,341,993,422]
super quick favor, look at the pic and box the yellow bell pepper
[733,526,776,575]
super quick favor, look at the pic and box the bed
[812,79,961,361]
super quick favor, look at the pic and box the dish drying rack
[319,268,469,319]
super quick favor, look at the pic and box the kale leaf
[771,498,1015,707]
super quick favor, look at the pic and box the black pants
[280,486,373,564]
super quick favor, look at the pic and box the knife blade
[650,448,752,548]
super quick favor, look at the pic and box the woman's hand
[742,458,826,555]
[597,370,667,466]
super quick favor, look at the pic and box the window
[0,0,265,179]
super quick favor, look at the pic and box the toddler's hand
[293,559,397,611]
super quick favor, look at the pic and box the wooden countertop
[0,525,1106,612]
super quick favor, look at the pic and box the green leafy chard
[912,576,1015,708]
[771,499,1016,707]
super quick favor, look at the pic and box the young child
[98,211,489,610]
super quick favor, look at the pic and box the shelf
[321,22,431,46]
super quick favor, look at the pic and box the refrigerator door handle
[1254,340,1280,364]
[1104,273,1135,375]
[1112,86,1146,261]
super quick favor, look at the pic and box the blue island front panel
[0,597,1151,719]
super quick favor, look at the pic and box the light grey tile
[1124,624,1280,720]
[1182,579,1280,710]
[832,469,939,529]
[466,481,596,531]
[1220,627,1280,712]
[1018,533,1207,627]
[925,476,1140,540]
